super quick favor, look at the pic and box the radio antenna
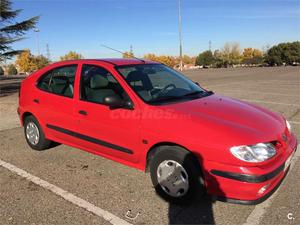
[101,44,145,63]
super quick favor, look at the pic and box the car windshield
[116,64,212,104]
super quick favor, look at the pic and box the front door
[74,64,141,164]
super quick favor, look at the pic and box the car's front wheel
[150,146,205,204]
[24,115,52,150]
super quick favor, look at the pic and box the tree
[0,67,4,75]
[0,0,39,61]
[143,54,176,67]
[253,49,263,58]
[229,42,242,65]
[156,55,176,67]
[143,53,157,61]
[195,50,215,67]
[122,51,134,58]
[182,55,194,64]
[15,49,37,72]
[7,64,17,75]
[265,42,300,66]
[243,48,254,59]
[15,49,49,72]
[60,51,83,61]
[242,48,263,65]
[34,55,50,69]
[218,42,242,66]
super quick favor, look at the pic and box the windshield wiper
[148,95,182,103]
[149,91,214,104]
[182,90,204,97]
[183,90,214,97]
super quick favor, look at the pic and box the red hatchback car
[18,59,297,204]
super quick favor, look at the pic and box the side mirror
[103,96,134,110]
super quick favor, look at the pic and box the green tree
[195,50,215,67]
[7,64,17,75]
[213,50,224,68]
[60,51,83,61]
[265,42,300,66]
[0,0,39,61]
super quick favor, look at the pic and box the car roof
[53,58,160,66]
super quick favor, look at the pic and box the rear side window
[37,65,77,98]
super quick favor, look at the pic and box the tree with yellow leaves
[143,53,157,61]
[15,49,50,73]
[122,51,134,58]
[143,54,176,67]
[60,51,83,61]
[15,49,37,73]
[242,48,263,65]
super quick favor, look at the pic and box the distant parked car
[18,59,297,204]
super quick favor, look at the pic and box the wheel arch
[21,111,34,126]
[145,141,201,172]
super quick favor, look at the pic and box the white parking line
[241,99,300,107]
[243,144,300,225]
[0,159,132,225]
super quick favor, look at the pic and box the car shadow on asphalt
[168,153,224,225]
[168,195,216,224]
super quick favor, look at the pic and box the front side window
[80,64,128,104]
[37,65,77,98]
[116,64,211,104]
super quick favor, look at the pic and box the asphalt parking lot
[0,66,299,225]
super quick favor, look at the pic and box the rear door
[74,63,142,164]
[35,64,79,143]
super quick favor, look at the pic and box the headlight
[230,143,276,162]
[286,120,291,132]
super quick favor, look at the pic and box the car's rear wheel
[24,115,52,150]
[150,146,205,204]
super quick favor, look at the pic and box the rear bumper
[202,134,297,204]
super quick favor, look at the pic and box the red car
[18,59,297,204]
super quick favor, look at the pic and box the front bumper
[202,134,297,204]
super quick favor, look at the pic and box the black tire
[24,115,52,150]
[150,146,205,204]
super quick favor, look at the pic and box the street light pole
[34,28,40,56]
[178,0,183,71]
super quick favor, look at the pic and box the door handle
[33,99,39,104]
[78,110,87,115]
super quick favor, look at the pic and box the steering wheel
[154,84,176,97]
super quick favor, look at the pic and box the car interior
[80,66,127,104]
[126,70,153,101]
[38,69,75,98]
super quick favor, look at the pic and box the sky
[11,0,300,60]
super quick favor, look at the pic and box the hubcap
[26,122,40,145]
[157,160,189,197]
